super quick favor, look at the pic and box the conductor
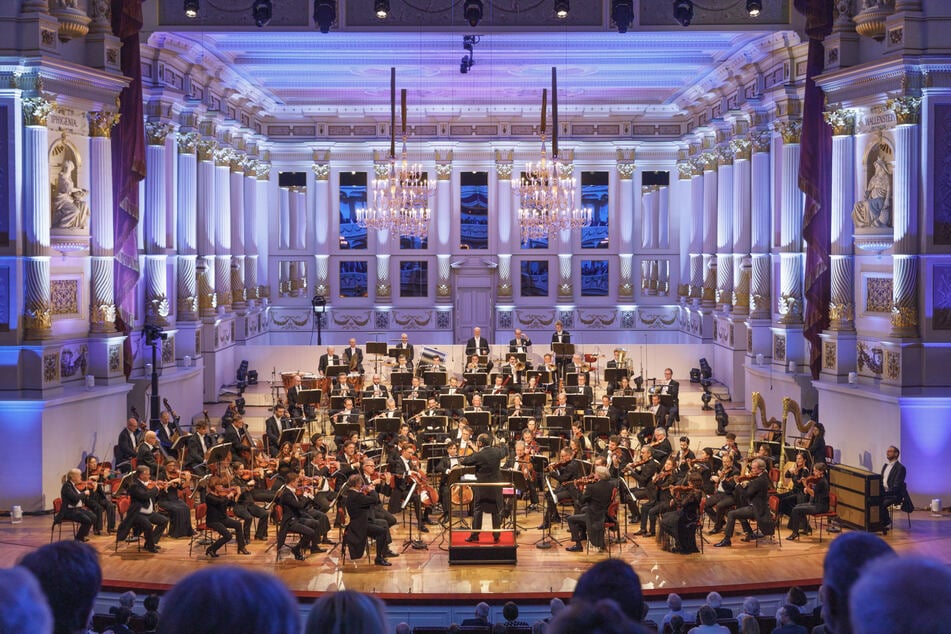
[462,433,506,543]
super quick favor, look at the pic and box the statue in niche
[852,156,892,229]
[52,159,90,230]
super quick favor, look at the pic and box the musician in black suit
[538,447,583,530]
[465,326,490,357]
[59,469,97,541]
[705,453,740,534]
[330,398,360,426]
[183,420,212,474]
[395,332,414,362]
[136,431,161,477]
[230,462,269,542]
[462,433,506,543]
[116,418,141,471]
[222,416,251,459]
[265,404,289,458]
[82,456,116,534]
[286,374,303,418]
[435,443,462,520]
[714,458,773,546]
[658,367,680,422]
[550,392,574,419]
[386,443,430,532]
[363,374,390,399]
[203,476,250,557]
[566,466,615,552]
[154,411,180,454]
[640,393,672,444]
[568,374,594,411]
[317,346,341,377]
[116,466,169,553]
[593,395,623,435]
[879,445,913,531]
[343,474,394,566]
[551,320,570,345]
[509,329,532,354]
[342,338,365,373]
[276,472,319,560]
[787,462,830,540]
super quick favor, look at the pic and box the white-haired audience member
[705,592,732,619]
[849,555,951,634]
[661,593,686,630]
[737,596,761,620]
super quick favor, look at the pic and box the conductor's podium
[446,473,519,565]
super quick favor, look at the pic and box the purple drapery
[797,0,834,380]
[111,0,146,378]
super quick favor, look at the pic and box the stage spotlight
[701,391,713,411]
[314,0,336,33]
[235,397,246,415]
[554,0,569,19]
[464,0,483,27]
[611,0,634,33]
[375,0,389,19]
[247,369,258,385]
[184,0,199,19]
[714,401,729,434]
[700,378,712,389]
[699,357,712,380]
[689,368,701,383]
[252,0,272,27]
[746,0,762,17]
[673,0,694,27]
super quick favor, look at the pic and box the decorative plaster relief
[374,311,389,330]
[60,343,87,378]
[774,334,787,362]
[50,278,79,316]
[393,311,432,328]
[865,276,893,313]
[436,311,452,330]
[934,265,951,330]
[934,104,951,245]
[823,340,836,370]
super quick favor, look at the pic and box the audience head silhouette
[305,589,388,634]
[19,541,101,634]
[573,559,644,622]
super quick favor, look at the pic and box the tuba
[616,349,628,369]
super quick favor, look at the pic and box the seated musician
[648,427,673,462]
[539,353,558,395]
[464,354,485,375]
[276,472,321,560]
[716,432,742,464]
[594,394,621,433]
[363,374,389,399]
[154,411,181,455]
[405,376,428,401]
[458,425,478,456]
[787,462,830,540]
[565,354,589,385]
[204,475,249,558]
[551,392,574,418]
[394,353,413,374]
[230,461,270,541]
[441,375,464,396]
[386,443,435,533]
[333,372,354,397]
[538,447,583,530]
[115,417,141,472]
[265,404,290,458]
[466,394,486,413]
[523,375,541,394]
[570,421,594,457]
[82,456,116,535]
[674,436,696,481]
[135,431,161,477]
[343,473,397,566]
[504,439,539,510]
[183,419,213,474]
[423,357,448,374]
[222,415,253,463]
[705,453,740,534]
[659,472,704,554]
[420,396,444,419]
[565,465,615,552]
[360,458,398,530]
[509,328,532,354]
[276,441,302,476]
[776,453,811,517]
[116,466,169,553]
[331,397,359,426]
[714,457,774,547]
[618,425,633,449]
[656,367,680,423]
[221,402,239,427]
[603,435,631,479]
[521,428,540,455]
[59,468,97,542]
[488,375,509,396]
[156,459,194,538]
[508,394,537,420]
[501,354,524,388]
[615,375,635,396]
[568,373,594,405]
[605,349,625,394]
[746,443,775,473]
[634,457,676,538]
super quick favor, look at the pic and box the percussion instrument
[281,371,298,391]
[301,374,319,390]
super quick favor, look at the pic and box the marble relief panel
[934,104,951,245]
[865,276,893,313]
[935,265,951,330]
[51,278,80,316]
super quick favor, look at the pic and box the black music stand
[464,411,491,436]
[504,468,529,533]
[507,416,529,434]
[535,475,565,549]
[660,394,675,408]
[564,372,579,388]
[522,391,547,412]
[402,398,425,422]
[375,417,402,440]
[627,412,655,433]
[611,396,637,414]
[439,394,465,413]
[423,371,448,388]
[366,341,388,356]
[400,480,428,551]
[567,393,591,413]
[584,416,612,436]
[278,427,305,448]
[483,394,508,417]
[298,389,323,435]
[170,433,192,462]
[604,368,629,385]
[326,365,348,383]
[536,435,565,458]
[421,443,446,461]
[463,372,488,389]
[551,342,574,358]
[330,396,349,411]
[390,371,413,394]
[206,443,232,470]
[526,370,552,385]
[362,397,386,420]
[545,415,571,435]
[419,416,448,436]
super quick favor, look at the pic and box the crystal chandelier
[518,67,590,241]
[358,67,434,239]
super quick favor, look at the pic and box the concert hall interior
[2,0,951,621]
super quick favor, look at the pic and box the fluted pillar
[825,110,857,331]
[176,133,199,321]
[701,153,718,309]
[888,98,921,338]
[689,163,704,302]
[214,148,232,310]
[750,131,772,319]
[494,155,512,253]
[716,148,734,311]
[437,153,454,301]
[87,111,120,332]
[144,122,173,326]
[230,154,247,311]
[641,186,656,250]
[617,156,635,255]
[731,138,752,315]
[776,120,804,324]
[255,161,271,302]
[22,98,54,338]
[676,161,692,302]
[196,139,217,317]
[312,154,330,253]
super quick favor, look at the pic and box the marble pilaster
[776,121,804,325]
[22,100,53,338]
[888,101,921,339]
[87,111,119,333]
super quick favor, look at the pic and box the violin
[622,457,652,474]
[567,474,598,489]
[546,457,572,473]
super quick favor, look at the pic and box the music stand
[464,411,491,436]
[419,416,448,434]
[278,427,305,448]
[362,397,386,420]
[660,394,675,409]
[421,443,447,461]
[402,398,425,421]
[375,417,402,438]
[536,435,565,458]
[627,412,655,431]
[400,479,428,551]
[366,341,388,356]
[566,393,591,413]
[206,443,232,470]
[522,391,547,412]
[171,433,192,462]
[545,415,571,435]
[439,394,465,412]
[535,475,565,549]
[332,422,360,440]
[507,416,530,434]
[390,371,413,393]
[564,372,579,388]
[604,368,629,385]
[551,343,574,358]
[423,371,448,388]
[330,396,350,411]
[298,389,323,435]
[584,416,612,436]
[482,394,508,415]
[611,396,637,414]
[463,372,488,388]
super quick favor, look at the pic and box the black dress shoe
[375,557,392,566]
[238,548,251,555]
[291,547,305,561]
[145,546,160,553]
[708,527,722,535]
[384,550,400,558]
[424,518,439,525]
[786,533,800,541]
[94,530,102,536]
[644,531,655,538]
[205,548,219,558]
[418,525,429,533]
[802,527,813,536]
[75,537,90,543]
[565,544,583,552]
[536,522,550,530]
[741,533,755,542]
[713,538,732,547]
[631,529,646,536]
[465,534,480,543]
[310,546,327,554]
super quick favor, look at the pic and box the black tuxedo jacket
[465,337,490,357]
[136,442,159,476]
[580,478,615,523]
[363,383,390,399]
[184,433,210,471]
[551,330,571,344]
[344,488,382,556]
[127,479,161,516]
[265,416,283,456]
[882,460,907,495]
[342,347,364,373]
[318,353,341,376]
[205,492,234,524]
[116,428,140,464]
[509,337,532,352]
[461,446,506,504]
[395,342,414,362]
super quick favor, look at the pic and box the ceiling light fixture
[375,0,389,20]
[673,0,694,27]
[464,0,484,28]
[554,0,569,19]
[314,0,336,33]
[746,0,762,18]
[184,0,199,19]
[252,0,272,27]
[611,0,634,33]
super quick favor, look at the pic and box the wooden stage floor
[3,510,949,603]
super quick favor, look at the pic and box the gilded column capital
[717,145,734,167]
[436,162,453,181]
[774,119,802,144]
[177,131,199,154]
[730,137,752,161]
[145,121,175,146]
[699,152,718,172]
[677,162,693,180]
[255,162,271,181]
[87,111,120,138]
[617,162,636,180]
[890,304,918,329]
[690,156,704,177]
[312,162,330,181]
[750,130,772,153]
[495,162,513,180]
[214,147,234,168]
[886,96,921,125]
[229,152,247,173]
[828,301,855,326]
[22,96,55,127]
[374,162,389,179]
[23,306,52,337]
[196,138,218,162]
[823,108,858,136]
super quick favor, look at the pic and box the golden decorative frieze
[885,96,921,125]
[22,96,55,127]
[824,108,857,136]
[87,111,120,138]
[774,120,802,144]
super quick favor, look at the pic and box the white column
[214,150,232,310]
[777,121,803,324]
[495,160,511,253]
[196,139,217,317]
[701,155,717,308]
[87,111,119,332]
[312,161,330,251]
[291,187,307,251]
[750,131,772,319]
[255,163,271,302]
[22,99,53,338]
[676,163,692,301]
[827,111,856,331]
[176,132,199,321]
[230,158,247,310]
[144,123,173,326]
[731,138,752,315]
[689,166,704,302]
[641,187,656,250]
[617,162,635,254]
[657,185,669,249]
[716,152,734,311]
[278,187,290,250]
[889,100,921,337]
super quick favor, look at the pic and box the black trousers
[723,505,756,539]
[470,498,501,540]
[233,502,269,540]
[86,496,115,532]
[788,503,820,533]
[207,517,246,553]
[282,517,318,552]
[118,511,168,549]
[60,506,96,540]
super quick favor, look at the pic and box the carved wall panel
[935,265,951,330]
[934,104,951,245]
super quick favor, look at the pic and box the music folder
[423,370,448,387]
[611,396,637,412]
[464,411,490,434]
[419,416,448,432]
[332,422,360,439]
[362,397,386,417]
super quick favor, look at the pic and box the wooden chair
[752,495,782,549]
[272,505,304,562]
[50,498,79,542]
[113,497,142,552]
[824,444,835,464]
[813,492,838,543]
[188,503,227,557]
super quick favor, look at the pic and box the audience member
[689,606,728,633]
[819,532,894,634]
[109,590,137,616]
[550,598,642,634]
[19,540,101,634]
[102,607,134,634]
[142,611,159,634]
[705,592,732,619]
[533,597,566,633]
[305,589,388,634]
[849,554,951,634]
[737,597,760,620]
[668,615,686,634]
[737,615,760,634]
[502,601,530,629]
[395,623,411,634]
[462,602,492,627]
[573,559,644,623]
[773,605,806,634]
[158,567,298,634]
[661,593,686,630]
[785,586,808,614]
[0,566,53,634]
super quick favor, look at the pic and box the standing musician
[656,367,680,422]
[59,468,97,542]
[317,346,341,377]
[286,374,304,418]
[538,447,583,530]
[231,462,270,542]
[343,337,365,374]
[714,457,773,547]
[183,419,213,474]
[705,453,740,535]
[786,462,829,540]
[509,329,532,354]
[82,456,116,535]
[343,473,396,566]
[136,431,162,477]
[565,465,615,552]
[462,433,507,543]
[277,471,322,560]
[156,459,194,538]
[551,320,570,350]
[204,475,250,557]
[363,374,390,399]
[265,404,291,458]
[659,472,704,554]
[386,443,434,533]
[154,411,181,455]
[116,466,169,553]
[395,332,414,363]
[465,326,490,358]
[116,418,141,472]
